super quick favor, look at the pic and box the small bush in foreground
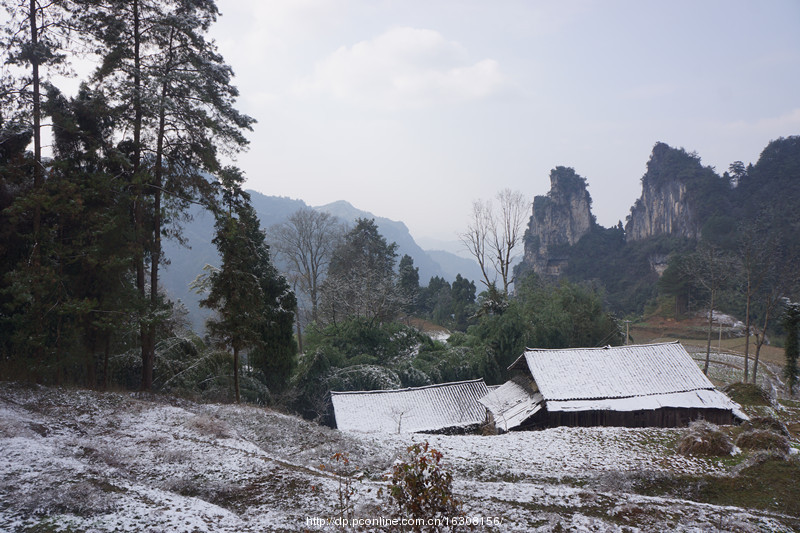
[677,420,734,456]
[384,441,464,532]
[735,430,790,453]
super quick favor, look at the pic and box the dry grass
[187,414,234,439]
[676,420,734,457]
[735,430,790,454]
[739,415,790,437]
[723,383,772,406]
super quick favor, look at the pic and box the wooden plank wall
[520,407,735,430]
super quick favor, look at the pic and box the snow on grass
[1,382,798,532]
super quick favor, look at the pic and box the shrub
[321,452,360,525]
[735,430,790,454]
[384,441,463,532]
[677,420,734,456]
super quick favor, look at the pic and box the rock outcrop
[625,142,703,242]
[522,167,594,277]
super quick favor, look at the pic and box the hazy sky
[210,0,800,246]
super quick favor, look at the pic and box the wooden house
[480,342,747,432]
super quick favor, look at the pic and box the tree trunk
[753,305,773,384]
[295,308,303,354]
[28,0,45,381]
[29,0,42,240]
[704,291,714,375]
[129,0,152,391]
[233,345,240,404]
[103,335,110,390]
[743,284,751,383]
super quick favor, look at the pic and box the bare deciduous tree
[751,247,800,383]
[460,189,529,297]
[269,208,344,325]
[737,219,778,382]
[681,244,736,375]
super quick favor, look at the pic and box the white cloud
[295,27,506,109]
[721,108,800,137]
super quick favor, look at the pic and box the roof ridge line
[330,378,487,396]
[524,340,681,353]
[546,386,716,402]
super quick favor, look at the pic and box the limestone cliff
[522,167,594,277]
[625,142,707,241]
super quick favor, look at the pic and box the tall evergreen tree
[1,0,73,378]
[76,0,255,389]
[397,254,419,315]
[196,167,296,402]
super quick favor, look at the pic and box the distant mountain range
[161,191,483,331]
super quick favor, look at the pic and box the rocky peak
[625,143,704,242]
[522,166,594,277]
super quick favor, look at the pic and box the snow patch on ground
[1,382,797,532]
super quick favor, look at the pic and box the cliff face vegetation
[518,137,800,315]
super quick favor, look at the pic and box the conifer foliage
[194,167,296,403]
[0,0,281,397]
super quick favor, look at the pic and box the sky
[207,0,800,248]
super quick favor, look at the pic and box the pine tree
[397,254,419,314]
[1,0,73,379]
[76,0,255,389]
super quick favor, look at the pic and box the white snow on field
[1,382,798,532]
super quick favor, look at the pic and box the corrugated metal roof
[510,342,716,401]
[547,389,743,414]
[331,379,489,433]
[478,375,543,432]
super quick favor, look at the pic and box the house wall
[519,407,735,430]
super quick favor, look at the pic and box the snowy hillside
[1,382,798,532]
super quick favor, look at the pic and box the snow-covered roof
[331,379,489,433]
[548,389,745,418]
[478,375,543,432]
[509,342,717,401]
